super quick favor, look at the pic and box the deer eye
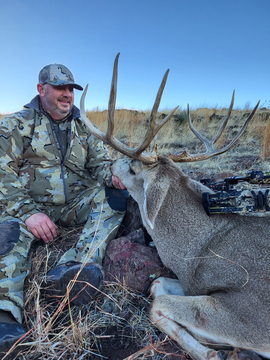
[129,168,136,175]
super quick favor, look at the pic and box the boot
[45,261,104,305]
[0,310,28,356]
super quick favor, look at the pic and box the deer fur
[111,155,270,360]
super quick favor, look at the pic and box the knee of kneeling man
[105,186,129,211]
[0,220,21,256]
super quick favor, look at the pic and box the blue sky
[0,0,269,113]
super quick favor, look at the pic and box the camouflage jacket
[0,96,113,221]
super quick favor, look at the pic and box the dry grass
[4,228,184,360]
[0,114,7,122]
[1,105,270,359]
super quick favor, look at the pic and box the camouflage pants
[0,185,127,323]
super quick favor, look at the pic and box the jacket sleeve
[0,114,41,221]
[85,134,114,187]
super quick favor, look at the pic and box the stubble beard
[44,98,71,119]
[42,87,72,120]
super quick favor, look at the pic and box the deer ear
[142,178,170,230]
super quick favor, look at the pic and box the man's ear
[142,177,170,230]
[37,83,45,97]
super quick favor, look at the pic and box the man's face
[37,83,74,120]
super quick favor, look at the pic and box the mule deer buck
[80,54,270,360]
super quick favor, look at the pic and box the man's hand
[25,213,58,243]
[112,175,126,190]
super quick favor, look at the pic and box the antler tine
[133,70,179,155]
[80,84,106,140]
[169,95,260,163]
[219,99,260,150]
[106,52,119,138]
[186,91,235,147]
[186,103,209,146]
[212,90,235,144]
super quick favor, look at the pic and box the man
[0,63,128,352]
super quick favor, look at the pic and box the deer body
[111,156,270,359]
[80,54,267,359]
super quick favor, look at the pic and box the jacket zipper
[47,117,69,204]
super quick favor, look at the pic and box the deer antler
[80,54,260,164]
[80,53,179,164]
[168,93,260,162]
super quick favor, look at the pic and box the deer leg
[150,277,185,297]
[149,294,269,360]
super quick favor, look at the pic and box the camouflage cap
[38,63,83,90]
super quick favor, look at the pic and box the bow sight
[201,171,270,215]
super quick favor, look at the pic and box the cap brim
[47,80,83,91]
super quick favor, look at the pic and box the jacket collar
[24,95,81,120]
